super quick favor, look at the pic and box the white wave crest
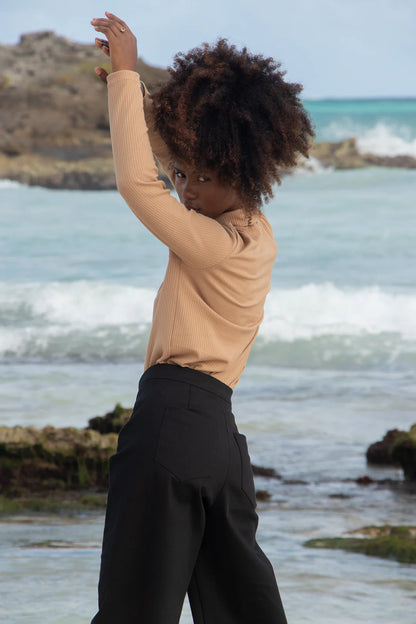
[320,119,416,158]
[295,156,334,175]
[357,123,416,158]
[1,281,415,364]
[0,179,23,189]
[260,283,416,342]
[0,281,155,329]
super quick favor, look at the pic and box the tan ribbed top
[107,70,277,388]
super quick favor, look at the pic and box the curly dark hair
[151,39,315,210]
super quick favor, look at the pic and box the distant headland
[0,32,415,190]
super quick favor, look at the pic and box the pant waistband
[140,364,232,404]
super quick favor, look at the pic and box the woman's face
[173,162,239,219]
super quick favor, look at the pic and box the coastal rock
[366,428,406,465]
[0,402,286,504]
[0,423,117,493]
[251,464,282,479]
[304,525,416,564]
[367,424,416,481]
[0,152,116,190]
[87,402,132,434]
[391,424,416,481]
[310,137,416,170]
[0,31,169,190]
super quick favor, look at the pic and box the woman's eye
[174,169,185,179]
[198,176,210,183]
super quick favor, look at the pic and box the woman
[90,12,314,624]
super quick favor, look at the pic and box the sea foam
[357,123,416,158]
[1,281,415,367]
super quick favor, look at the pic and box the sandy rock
[311,137,416,170]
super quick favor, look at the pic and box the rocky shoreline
[1,406,415,563]
[1,32,415,191]
[1,403,415,499]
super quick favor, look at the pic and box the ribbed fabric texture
[107,70,277,388]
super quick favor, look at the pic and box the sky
[2,0,416,99]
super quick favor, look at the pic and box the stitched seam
[145,376,231,405]
[211,411,232,507]
[234,433,256,508]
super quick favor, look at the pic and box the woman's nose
[183,180,197,199]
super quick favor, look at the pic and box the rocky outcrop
[0,423,117,493]
[367,424,416,481]
[0,31,170,189]
[87,403,132,434]
[0,404,282,502]
[391,424,416,481]
[366,429,406,465]
[310,137,416,170]
[0,152,117,189]
[305,525,416,564]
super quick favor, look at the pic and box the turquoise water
[306,98,416,154]
[1,99,416,623]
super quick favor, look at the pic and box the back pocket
[155,407,221,481]
[233,432,257,507]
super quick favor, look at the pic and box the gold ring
[120,26,126,33]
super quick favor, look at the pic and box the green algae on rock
[87,402,132,434]
[0,423,117,494]
[0,492,107,515]
[305,525,416,564]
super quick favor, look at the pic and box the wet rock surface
[305,525,416,564]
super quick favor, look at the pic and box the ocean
[1,99,416,623]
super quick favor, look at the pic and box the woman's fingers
[94,67,109,83]
[91,18,118,37]
[105,11,129,32]
[95,37,110,56]
[91,14,137,74]
[91,13,129,37]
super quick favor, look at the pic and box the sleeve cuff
[107,69,141,86]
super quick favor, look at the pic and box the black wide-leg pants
[91,364,287,624]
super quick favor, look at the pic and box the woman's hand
[91,11,137,83]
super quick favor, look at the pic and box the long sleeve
[107,70,240,269]
[142,85,174,184]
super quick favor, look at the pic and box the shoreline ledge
[0,404,278,513]
[305,525,416,564]
[1,138,415,191]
